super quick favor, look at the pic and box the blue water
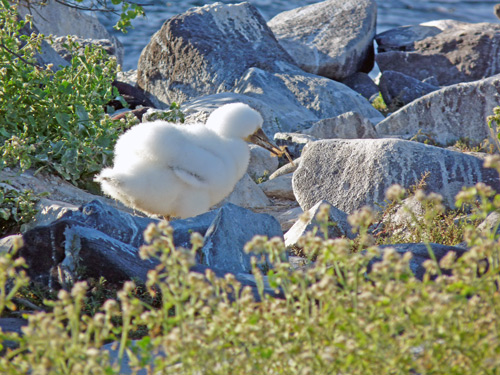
[98,0,500,71]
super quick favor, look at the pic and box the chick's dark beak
[246,127,283,157]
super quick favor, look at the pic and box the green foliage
[146,103,185,123]
[371,92,389,115]
[0,185,40,235]
[487,106,500,153]
[0,2,127,187]
[374,177,475,247]
[1,182,500,373]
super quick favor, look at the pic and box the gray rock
[136,2,383,129]
[61,200,159,248]
[17,0,123,65]
[218,174,270,209]
[284,200,354,248]
[292,138,500,213]
[201,203,283,274]
[341,72,380,101]
[0,235,22,254]
[288,255,309,270]
[234,65,385,132]
[302,111,378,139]
[0,318,27,351]
[63,200,216,250]
[276,206,304,232]
[422,76,440,87]
[22,198,79,232]
[0,168,133,215]
[248,145,280,181]
[185,68,385,137]
[137,2,295,106]
[259,173,295,201]
[369,243,469,280]
[50,36,121,64]
[233,67,319,132]
[477,211,500,237]
[0,318,27,336]
[182,92,295,137]
[165,71,383,139]
[378,70,440,109]
[19,200,282,300]
[376,74,500,146]
[268,0,377,80]
[116,70,138,87]
[376,22,500,86]
[18,23,70,71]
[18,199,216,285]
[386,196,426,228]
[375,24,443,53]
[19,218,156,286]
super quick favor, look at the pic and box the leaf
[75,104,89,123]
[55,112,70,128]
[0,208,10,221]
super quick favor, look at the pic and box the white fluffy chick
[95,103,283,218]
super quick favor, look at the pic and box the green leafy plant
[145,103,185,123]
[374,181,475,247]
[0,185,40,235]
[487,106,500,153]
[371,92,389,115]
[1,195,500,374]
[0,2,127,187]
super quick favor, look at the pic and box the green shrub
[1,1,119,186]
[1,180,500,374]
[371,92,389,115]
[488,106,500,153]
[0,185,40,235]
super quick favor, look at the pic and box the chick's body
[96,103,264,218]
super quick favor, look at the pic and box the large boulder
[267,0,377,80]
[136,2,295,106]
[18,200,283,300]
[181,92,303,136]
[136,2,384,133]
[292,138,500,213]
[182,81,383,137]
[201,203,283,273]
[376,21,500,86]
[376,74,500,145]
[233,66,385,132]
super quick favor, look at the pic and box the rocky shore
[3,0,500,318]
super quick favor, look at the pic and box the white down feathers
[96,103,264,218]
